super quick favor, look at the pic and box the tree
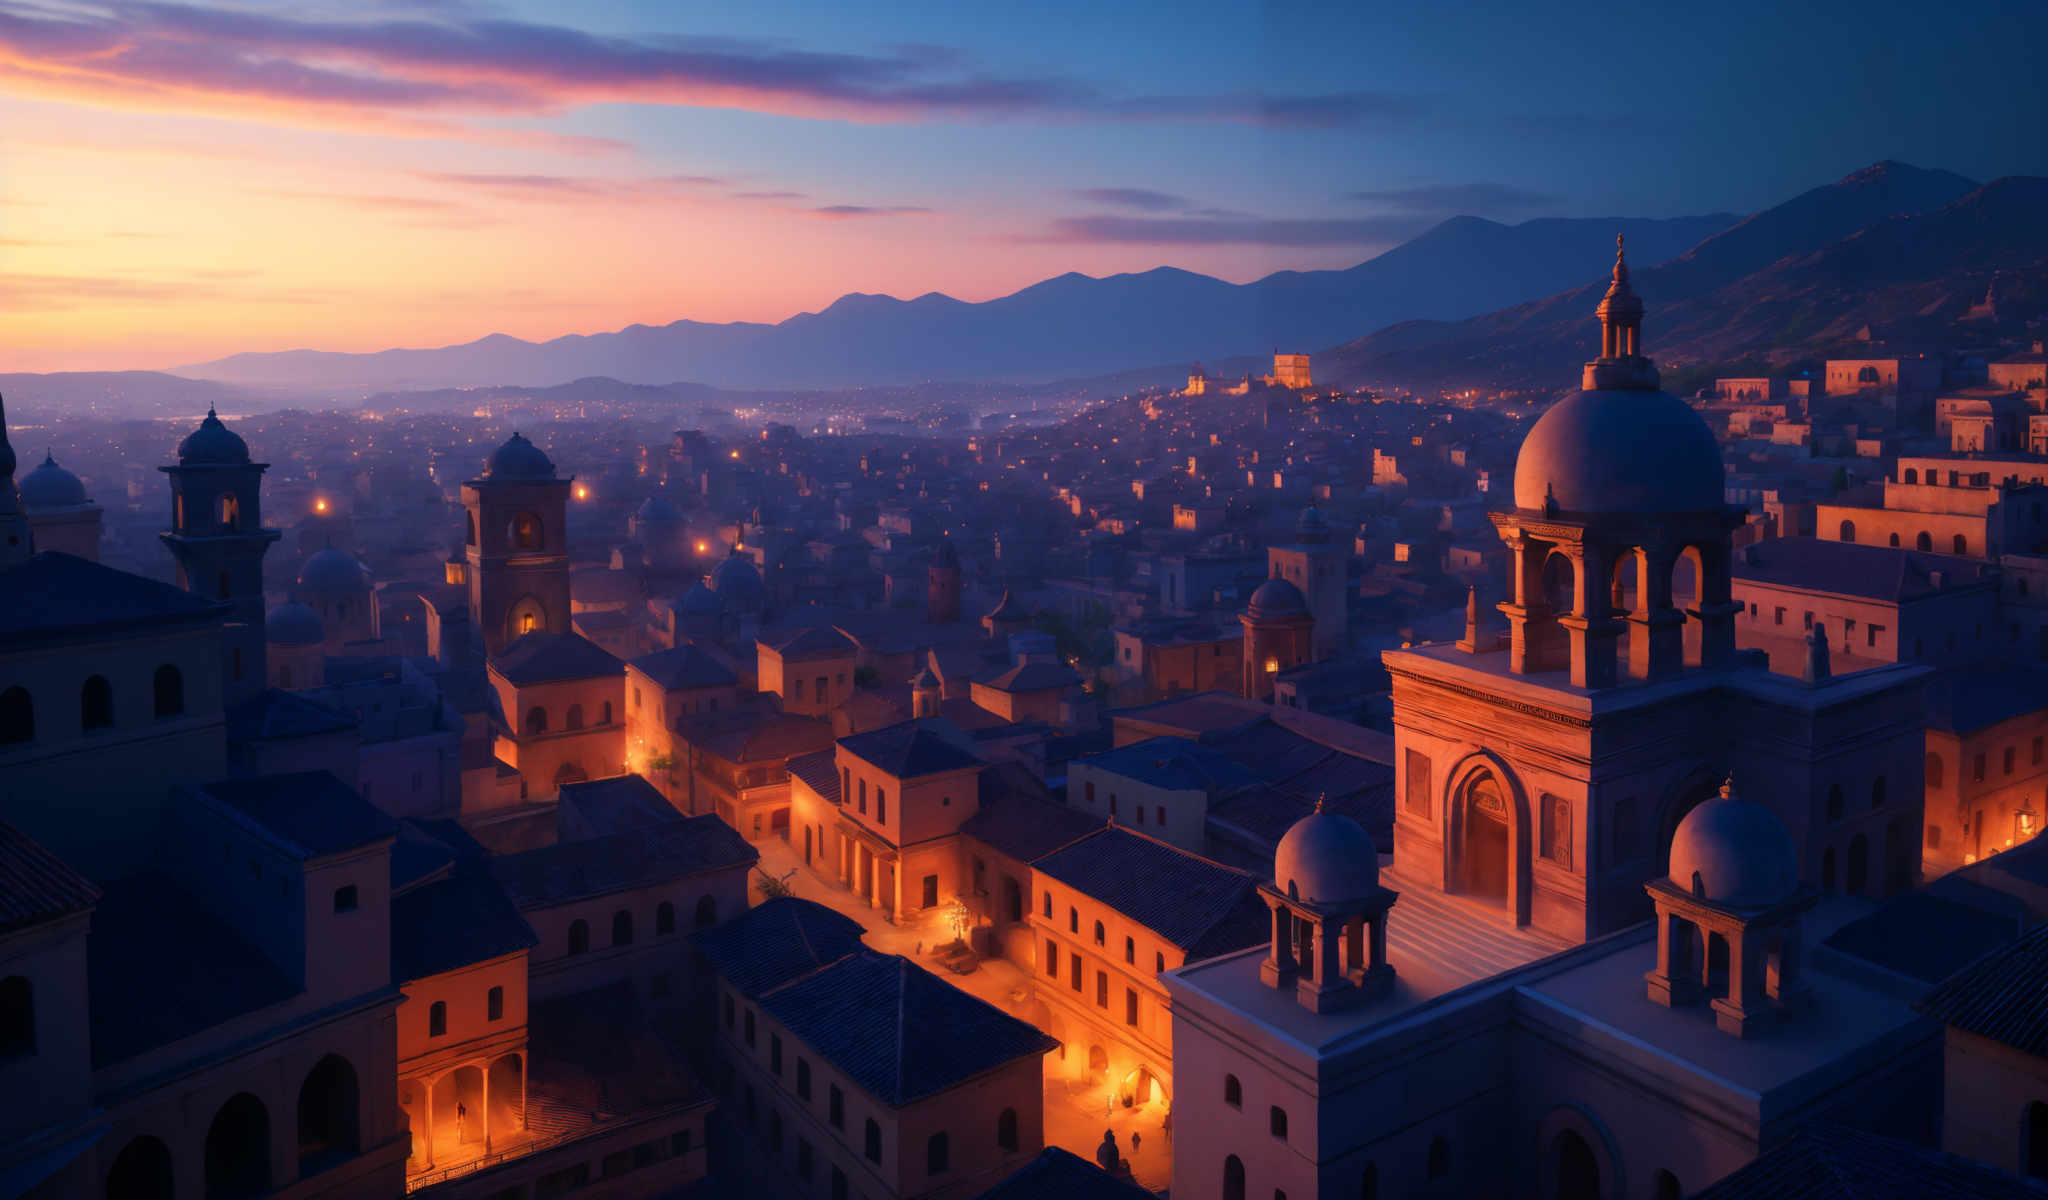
[755,868,798,901]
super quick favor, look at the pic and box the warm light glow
[729,449,741,459]
[696,541,709,553]
[313,498,329,514]
[1265,657,1280,673]
[574,484,590,500]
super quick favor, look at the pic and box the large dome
[298,547,371,595]
[1666,780,1799,908]
[19,453,88,509]
[486,432,556,480]
[679,581,724,615]
[177,409,250,465]
[711,551,763,605]
[1512,388,1725,515]
[1246,577,1309,620]
[266,601,325,646]
[636,492,682,523]
[1274,803,1380,907]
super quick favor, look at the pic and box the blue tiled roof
[0,551,225,646]
[838,719,984,779]
[760,625,856,660]
[975,1147,1158,1200]
[961,780,1102,865]
[392,863,538,983]
[226,688,357,744]
[1033,826,1266,958]
[1924,666,2048,735]
[1692,1123,2042,1200]
[1821,891,2021,987]
[760,949,1056,1107]
[557,774,682,839]
[0,820,99,935]
[631,644,737,691]
[691,896,868,995]
[489,814,756,909]
[1919,919,2048,1055]
[1076,736,1262,793]
[491,631,623,686]
[196,771,398,860]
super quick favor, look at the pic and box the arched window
[1954,534,1969,555]
[927,1131,950,1175]
[1847,834,1869,894]
[1361,1163,1378,1200]
[0,976,32,1057]
[612,909,634,946]
[219,493,241,531]
[1839,520,1856,544]
[1827,784,1844,823]
[106,1135,174,1200]
[1069,907,1079,934]
[1224,1074,1242,1109]
[525,706,547,735]
[657,901,676,935]
[1223,1155,1246,1200]
[997,1108,1018,1152]
[0,686,31,745]
[1903,468,1918,484]
[1093,920,1106,946]
[565,703,585,731]
[694,895,718,928]
[1889,533,1901,547]
[1653,1168,1682,1200]
[204,1093,271,1200]
[864,1119,882,1163]
[1554,1129,1599,1200]
[568,919,589,955]
[296,1055,360,1174]
[1871,776,1887,810]
[1269,1106,1287,1140]
[1927,754,1945,790]
[153,665,184,719]
[2027,1101,2048,1179]
[81,676,113,732]
[428,1001,447,1036]
[1428,1136,1450,1180]
[1916,531,1933,551]
[511,512,544,550]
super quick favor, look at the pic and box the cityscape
[2,3,2047,1199]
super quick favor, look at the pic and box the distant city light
[313,498,328,514]
[574,485,590,500]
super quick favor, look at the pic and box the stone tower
[927,536,962,624]
[1267,504,1348,660]
[1239,578,1315,701]
[160,407,281,704]
[463,432,572,658]
[0,392,30,569]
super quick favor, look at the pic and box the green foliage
[646,754,676,774]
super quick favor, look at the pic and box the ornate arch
[1535,1102,1625,1200]
[1441,750,1533,926]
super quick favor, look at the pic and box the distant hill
[0,371,257,422]
[1319,162,2046,391]
[172,214,1737,392]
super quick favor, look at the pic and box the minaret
[161,407,282,704]
[0,392,30,568]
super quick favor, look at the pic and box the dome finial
[1314,793,1327,815]
[1614,232,1627,282]
[1720,773,1734,800]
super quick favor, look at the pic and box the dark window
[832,1167,848,1200]
[1069,907,1078,934]
[428,1001,447,1037]
[1045,939,1058,979]
[997,1107,1019,1152]
[612,909,633,947]
[1224,1074,1241,1108]
[771,1034,783,1075]
[1224,1154,1246,1200]
[81,675,113,731]
[0,686,31,745]
[205,1092,272,1199]
[877,789,887,823]
[1362,1163,1378,1200]
[769,1109,782,1152]
[695,895,718,927]
[1005,877,1023,922]
[2007,747,2018,776]
[296,1054,360,1173]
[865,1119,882,1163]
[1125,936,1135,964]
[333,885,358,913]
[1927,754,1945,790]
[1096,970,1108,1008]
[1094,920,1106,946]
[488,986,504,1021]
[1975,753,1987,782]
[927,1132,950,1175]
[0,976,32,1058]
[2027,1101,2048,1179]
[829,1085,845,1129]
[1270,1106,1287,1140]
[1156,951,1166,973]
[657,901,675,935]
[1070,953,1082,993]
[525,706,547,735]
[1042,891,1052,919]
[153,665,184,718]
[1125,987,1138,1026]
[744,1009,756,1048]
[922,874,938,908]
[1429,1136,1450,1179]
[723,994,734,1029]
[565,704,584,731]
[106,1137,173,1200]
[1653,1169,1682,1200]
[797,1058,812,1100]
[797,1137,813,1181]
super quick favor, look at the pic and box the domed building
[631,489,689,569]
[295,545,378,648]
[463,432,572,657]
[1257,800,1396,1012]
[1267,503,1349,659]
[265,601,325,689]
[709,544,764,615]
[19,451,102,561]
[161,406,280,703]
[1240,577,1314,701]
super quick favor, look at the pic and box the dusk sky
[0,0,2043,373]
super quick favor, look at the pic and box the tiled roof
[1691,1124,2042,1200]
[490,631,623,686]
[691,896,867,995]
[760,625,856,660]
[760,949,1056,1107]
[838,719,984,779]
[961,783,1102,865]
[392,864,538,983]
[489,814,756,909]
[630,644,737,691]
[0,821,99,935]
[786,749,840,804]
[557,774,682,839]
[974,1147,1158,1200]
[1732,536,1995,603]
[197,772,398,860]
[974,661,1082,693]
[225,688,357,743]
[1033,825,1266,957]
[679,709,835,765]
[1107,690,1268,736]
[1077,736,1262,793]
[1820,891,2021,987]
[1919,919,2048,1054]
[1924,667,2048,735]
[0,551,226,646]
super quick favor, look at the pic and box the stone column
[1501,537,1565,674]
[481,1060,493,1155]
[418,1076,435,1169]
[1315,916,1341,985]
[1368,913,1387,971]
[1259,899,1297,988]
[1692,541,1740,668]
[1561,543,1623,689]
[1629,546,1686,681]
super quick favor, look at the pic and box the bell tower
[161,408,281,704]
[464,432,572,658]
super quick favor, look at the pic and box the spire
[1457,585,1484,654]
[1585,233,1657,390]
[0,391,14,480]
[1719,773,1735,801]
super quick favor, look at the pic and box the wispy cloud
[809,205,931,219]
[1068,187,1188,212]
[1346,181,1555,214]
[0,3,1420,142]
[1034,213,1429,247]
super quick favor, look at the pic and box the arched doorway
[1543,553,1577,616]
[1118,1064,1167,1110]
[1458,771,1511,906]
[297,1055,360,1176]
[1087,1044,1108,1073]
[106,1136,173,1200]
[1223,1154,1246,1200]
[204,1093,270,1199]
[1553,1128,1601,1200]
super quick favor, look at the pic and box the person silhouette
[455,1101,468,1143]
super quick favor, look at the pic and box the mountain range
[173,215,1737,392]
[1321,162,2048,391]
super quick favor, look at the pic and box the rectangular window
[1974,753,1987,783]
[744,1009,756,1048]
[1775,607,1786,626]
[1541,794,1572,868]
[2034,736,2043,766]
[1084,781,1096,806]
[792,678,805,701]
[1156,806,1166,827]
[1125,988,1139,1026]
[1109,793,1118,817]
[487,986,504,1021]
[1096,970,1108,1008]
[878,790,887,823]
[333,885,358,913]
[771,1034,783,1075]
[1802,611,1813,629]
[1042,891,1052,918]
[1124,936,1135,964]
[2006,747,2017,776]
[797,1138,813,1182]
[1404,748,1432,817]
[1868,624,1883,648]
[1045,939,1058,979]
[797,1059,812,1100]
[829,1085,844,1129]
[1070,953,1082,993]
[922,875,938,908]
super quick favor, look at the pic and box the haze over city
[2,4,2048,1200]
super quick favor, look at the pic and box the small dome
[636,492,682,522]
[909,665,940,689]
[297,546,371,595]
[1296,505,1330,540]
[680,581,724,615]
[1246,577,1309,619]
[1667,779,1799,908]
[711,550,763,601]
[177,408,250,465]
[1511,388,1725,515]
[486,432,556,480]
[19,453,88,509]
[266,601,325,646]
[1274,802,1380,907]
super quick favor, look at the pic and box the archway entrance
[106,1136,173,1200]
[1459,773,1510,905]
[204,1093,270,1200]
[1117,1065,1167,1110]
[1554,1128,1601,1200]
[297,1054,360,1177]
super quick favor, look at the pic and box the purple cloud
[810,205,932,219]
[1069,188,1188,212]
[1036,213,1431,247]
